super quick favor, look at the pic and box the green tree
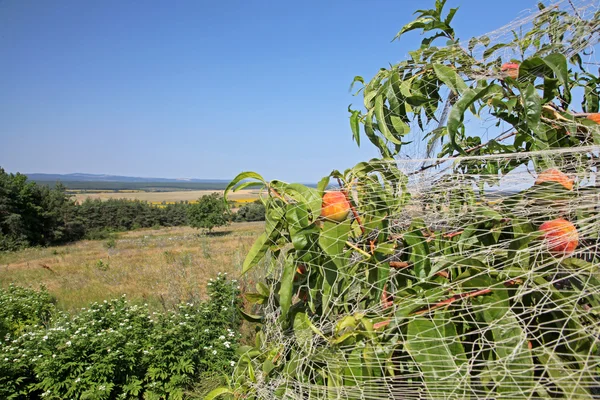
[0,168,85,250]
[214,1,600,399]
[188,193,231,233]
[234,200,265,222]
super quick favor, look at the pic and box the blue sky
[1,0,537,182]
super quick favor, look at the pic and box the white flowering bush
[0,285,55,339]
[0,274,241,399]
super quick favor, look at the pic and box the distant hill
[27,173,230,184]
[25,172,316,192]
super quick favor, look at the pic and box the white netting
[384,0,600,162]
[224,1,600,399]
[235,149,600,399]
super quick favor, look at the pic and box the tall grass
[0,222,264,311]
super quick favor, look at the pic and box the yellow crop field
[74,189,261,204]
[233,198,258,204]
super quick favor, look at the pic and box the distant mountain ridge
[26,173,231,183]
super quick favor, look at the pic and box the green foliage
[0,169,84,250]
[221,1,600,399]
[78,198,190,233]
[188,193,231,233]
[347,0,600,172]
[0,275,241,399]
[0,285,55,339]
[104,237,116,249]
[0,167,194,251]
[235,200,266,222]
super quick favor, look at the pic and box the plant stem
[269,186,288,204]
[390,261,409,269]
[412,279,521,316]
[345,241,371,258]
[409,129,516,177]
[337,178,365,234]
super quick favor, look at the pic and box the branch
[372,279,522,330]
[268,187,288,204]
[408,128,516,177]
[412,279,521,316]
[337,178,365,234]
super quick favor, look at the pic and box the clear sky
[1,0,540,182]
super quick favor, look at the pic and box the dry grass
[0,222,264,311]
[74,189,260,204]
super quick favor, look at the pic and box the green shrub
[234,201,265,222]
[0,285,55,339]
[85,229,117,241]
[104,237,116,249]
[0,275,241,399]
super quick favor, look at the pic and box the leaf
[318,220,351,269]
[364,110,392,158]
[317,176,330,195]
[236,345,261,358]
[229,181,264,193]
[294,312,323,352]
[244,292,267,305]
[204,387,234,400]
[519,57,550,81]
[444,7,458,25]
[224,171,266,204]
[343,348,364,385]
[242,233,269,274]
[474,291,534,396]
[239,309,263,323]
[522,83,541,130]
[447,85,495,154]
[534,347,595,399]
[403,228,431,278]
[286,202,309,233]
[583,79,599,113]
[349,75,364,91]
[473,205,503,221]
[241,230,277,275]
[350,109,361,146]
[286,184,322,222]
[242,202,284,273]
[256,282,270,297]
[389,115,410,136]
[405,313,468,398]
[543,53,570,104]
[278,255,295,320]
[394,17,436,40]
[374,95,402,145]
[262,359,275,375]
[483,42,510,60]
[433,64,467,95]
[386,72,403,116]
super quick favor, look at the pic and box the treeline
[79,198,189,233]
[0,168,264,251]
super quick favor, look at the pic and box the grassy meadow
[0,222,264,311]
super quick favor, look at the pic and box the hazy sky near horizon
[1,0,537,182]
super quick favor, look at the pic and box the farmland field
[73,188,261,204]
[0,222,264,311]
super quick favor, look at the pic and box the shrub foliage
[0,275,241,399]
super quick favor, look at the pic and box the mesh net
[236,149,600,399]
[227,1,600,399]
